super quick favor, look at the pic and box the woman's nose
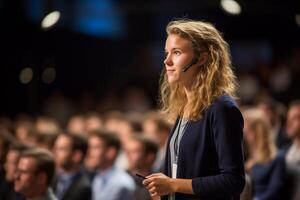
[164,54,173,66]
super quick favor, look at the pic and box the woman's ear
[197,52,208,66]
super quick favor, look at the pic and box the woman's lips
[166,69,175,75]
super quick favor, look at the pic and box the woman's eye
[174,51,181,55]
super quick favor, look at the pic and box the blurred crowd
[0,108,170,200]
[1,95,300,200]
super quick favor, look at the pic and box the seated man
[124,134,158,200]
[14,148,57,200]
[285,100,300,165]
[3,143,29,200]
[142,112,170,172]
[88,129,135,200]
[53,133,91,200]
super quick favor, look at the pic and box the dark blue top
[163,95,245,200]
[251,151,286,200]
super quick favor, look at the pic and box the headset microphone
[182,57,198,72]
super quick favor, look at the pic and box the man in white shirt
[88,130,135,200]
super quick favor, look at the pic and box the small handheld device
[135,173,147,179]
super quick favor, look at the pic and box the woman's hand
[143,173,175,197]
[151,196,161,200]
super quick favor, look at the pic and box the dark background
[1,0,300,117]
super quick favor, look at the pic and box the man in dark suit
[53,133,91,200]
[14,148,57,200]
[2,143,28,200]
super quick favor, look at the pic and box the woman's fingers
[151,195,161,200]
[143,175,160,186]
[146,172,164,179]
[150,192,158,197]
[149,186,156,193]
[143,173,173,196]
[148,185,159,197]
[143,177,155,189]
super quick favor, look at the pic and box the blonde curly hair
[159,19,238,122]
[243,108,277,164]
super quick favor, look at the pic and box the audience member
[1,142,28,200]
[14,148,57,200]
[244,108,286,200]
[88,130,135,200]
[67,115,86,135]
[285,100,300,165]
[124,134,158,200]
[53,133,91,200]
[142,112,170,172]
[257,98,290,148]
[84,112,103,133]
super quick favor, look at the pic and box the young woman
[143,19,245,200]
[243,108,285,200]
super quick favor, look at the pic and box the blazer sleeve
[191,100,245,197]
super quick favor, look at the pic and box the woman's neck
[184,86,193,103]
[183,84,195,119]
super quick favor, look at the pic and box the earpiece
[182,57,199,72]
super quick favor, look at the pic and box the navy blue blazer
[163,95,245,200]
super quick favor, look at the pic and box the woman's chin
[167,77,179,84]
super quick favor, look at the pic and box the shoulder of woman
[201,95,244,127]
[209,95,240,113]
